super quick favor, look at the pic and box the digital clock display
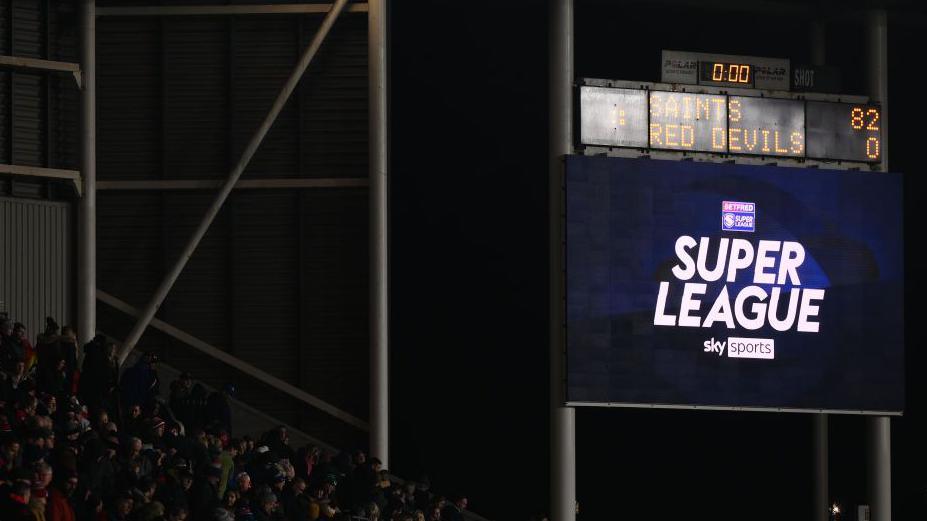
[699,61,753,87]
[578,85,882,163]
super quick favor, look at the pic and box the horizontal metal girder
[96,178,368,190]
[96,3,368,16]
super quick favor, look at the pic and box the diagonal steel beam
[100,290,369,431]
[116,0,351,365]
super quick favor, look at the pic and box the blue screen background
[566,155,904,412]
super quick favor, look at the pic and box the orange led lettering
[665,95,679,119]
[729,128,742,151]
[712,97,726,120]
[696,97,711,121]
[713,63,723,81]
[681,125,694,147]
[743,128,757,151]
[867,137,880,159]
[790,131,803,154]
[665,124,679,146]
[774,130,788,154]
[712,127,726,150]
[650,93,662,118]
[729,99,741,123]
[650,123,663,146]
[851,107,864,130]
[761,129,771,152]
[739,65,750,83]
[866,108,880,131]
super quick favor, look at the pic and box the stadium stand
[0,311,471,521]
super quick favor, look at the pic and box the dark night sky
[388,2,925,520]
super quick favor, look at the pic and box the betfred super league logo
[722,201,755,232]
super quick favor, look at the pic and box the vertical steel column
[809,22,829,521]
[77,0,96,346]
[549,1,575,521]
[867,9,891,521]
[813,413,829,521]
[116,0,351,364]
[368,0,389,465]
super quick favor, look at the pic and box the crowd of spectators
[0,313,468,521]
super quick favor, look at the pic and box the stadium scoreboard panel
[580,84,882,163]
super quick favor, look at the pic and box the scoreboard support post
[810,20,830,521]
[550,1,576,521]
[867,8,891,521]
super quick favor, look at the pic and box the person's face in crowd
[46,396,56,414]
[415,512,426,521]
[279,428,289,444]
[64,476,79,496]
[13,324,26,339]
[45,433,55,449]
[14,361,25,376]
[117,498,133,516]
[0,322,12,337]
[224,491,238,508]
[429,507,441,521]
[456,498,468,510]
[130,405,141,418]
[355,451,366,465]
[97,411,109,427]
[56,359,66,371]
[180,476,193,491]
[35,467,53,487]
[131,438,142,455]
[263,497,278,514]
[239,474,252,493]
[2,441,20,461]
[168,509,188,521]
[293,480,307,496]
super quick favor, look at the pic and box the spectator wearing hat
[253,485,284,521]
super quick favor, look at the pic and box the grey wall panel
[0,196,71,341]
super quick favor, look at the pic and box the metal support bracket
[0,163,82,196]
[0,55,83,89]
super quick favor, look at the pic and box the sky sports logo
[703,337,775,359]
[722,201,755,232]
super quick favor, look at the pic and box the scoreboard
[580,84,881,163]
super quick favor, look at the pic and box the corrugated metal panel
[0,195,71,340]
[94,11,369,444]
[97,17,162,180]
[0,0,79,170]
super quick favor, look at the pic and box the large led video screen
[565,156,903,414]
